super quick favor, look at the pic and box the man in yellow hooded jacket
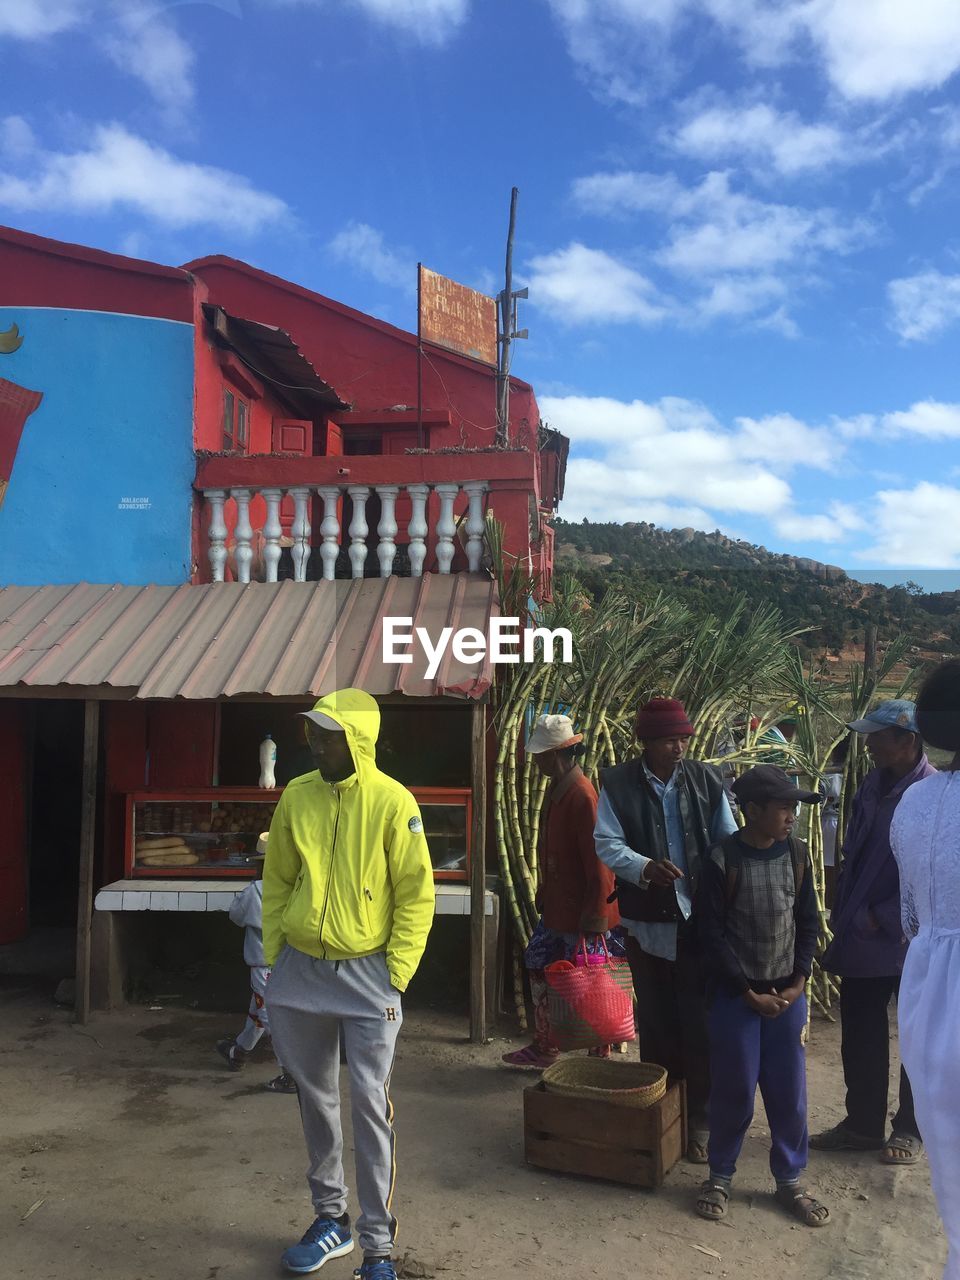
[263,688,434,1280]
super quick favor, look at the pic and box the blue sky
[3,0,960,584]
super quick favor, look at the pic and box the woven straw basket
[541,1057,667,1109]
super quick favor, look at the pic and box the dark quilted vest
[598,757,725,923]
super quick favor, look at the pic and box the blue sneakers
[281,1216,354,1273]
[353,1261,397,1280]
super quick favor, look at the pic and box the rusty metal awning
[203,303,349,411]
[0,576,499,701]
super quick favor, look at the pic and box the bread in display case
[125,789,280,877]
[124,786,472,881]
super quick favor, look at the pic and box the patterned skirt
[523,920,627,971]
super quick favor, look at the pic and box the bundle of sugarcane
[486,517,804,1028]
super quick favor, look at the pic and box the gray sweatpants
[266,945,402,1256]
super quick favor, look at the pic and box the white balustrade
[462,481,488,573]
[206,489,227,583]
[407,483,429,578]
[202,479,492,584]
[435,484,459,575]
[289,486,312,582]
[376,486,399,577]
[347,486,370,579]
[317,485,341,581]
[262,488,283,583]
[231,488,253,584]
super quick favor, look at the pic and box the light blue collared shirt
[594,762,737,961]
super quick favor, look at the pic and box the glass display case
[124,789,280,877]
[416,788,472,882]
[124,786,473,881]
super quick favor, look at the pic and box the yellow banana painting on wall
[0,324,25,354]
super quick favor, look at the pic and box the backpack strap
[787,835,808,897]
[718,835,743,907]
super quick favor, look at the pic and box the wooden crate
[523,1077,687,1189]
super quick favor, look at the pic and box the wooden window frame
[222,387,250,454]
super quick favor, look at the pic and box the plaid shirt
[724,849,797,982]
[697,834,819,995]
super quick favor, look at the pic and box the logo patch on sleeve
[408,815,423,834]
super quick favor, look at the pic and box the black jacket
[598,757,725,923]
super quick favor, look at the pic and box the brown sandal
[774,1185,830,1227]
[695,1181,729,1221]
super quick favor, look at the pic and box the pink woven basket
[543,937,636,1051]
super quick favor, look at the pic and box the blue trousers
[707,988,809,1183]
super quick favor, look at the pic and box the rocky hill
[553,519,960,660]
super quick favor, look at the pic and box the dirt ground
[3,976,948,1280]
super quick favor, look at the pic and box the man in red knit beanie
[594,697,737,1162]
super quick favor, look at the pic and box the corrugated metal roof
[0,576,499,701]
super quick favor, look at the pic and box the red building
[0,226,568,1038]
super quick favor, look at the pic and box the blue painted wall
[0,308,194,586]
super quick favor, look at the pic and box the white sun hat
[526,713,583,755]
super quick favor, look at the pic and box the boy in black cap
[694,765,830,1228]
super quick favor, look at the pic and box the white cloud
[572,169,688,218]
[830,400,960,442]
[561,461,717,526]
[548,0,960,104]
[697,276,788,320]
[800,0,960,101]
[263,0,468,44]
[670,104,849,176]
[542,391,960,565]
[910,107,960,203]
[575,170,869,276]
[0,4,241,115]
[540,393,799,522]
[0,122,289,234]
[0,0,84,39]
[0,116,37,158]
[734,413,841,471]
[881,401,960,438]
[101,6,196,117]
[351,0,467,42]
[568,169,869,331]
[888,270,960,341]
[526,243,671,325]
[858,482,960,567]
[328,222,412,290]
[775,502,864,543]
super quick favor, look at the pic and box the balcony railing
[193,451,540,585]
[201,480,488,583]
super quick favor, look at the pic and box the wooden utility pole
[416,263,424,450]
[469,699,489,1043]
[496,188,523,446]
[74,699,100,1025]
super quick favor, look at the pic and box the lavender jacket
[822,754,937,978]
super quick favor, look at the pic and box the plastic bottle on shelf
[259,734,277,789]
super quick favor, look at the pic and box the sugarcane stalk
[512,939,528,1032]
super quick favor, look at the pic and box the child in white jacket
[216,853,296,1094]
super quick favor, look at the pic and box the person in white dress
[890,659,960,1280]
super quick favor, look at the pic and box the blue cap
[847,699,919,735]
